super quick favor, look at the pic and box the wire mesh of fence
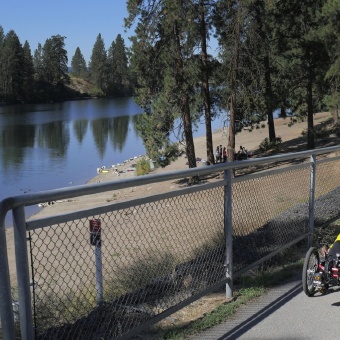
[314,158,340,227]
[28,186,226,339]
[232,165,311,272]
[1,147,340,339]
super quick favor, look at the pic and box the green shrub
[136,158,151,176]
[259,137,282,152]
[314,125,330,139]
[88,86,104,97]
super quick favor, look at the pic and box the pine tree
[197,0,219,165]
[126,0,201,174]
[33,43,44,81]
[320,0,340,123]
[214,0,244,161]
[113,34,129,96]
[0,30,24,102]
[42,35,69,85]
[244,0,276,142]
[274,1,329,149]
[0,25,5,100]
[89,33,107,90]
[106,40,117,96]
[107,34,130,97]
[71,47,87,78]
[22,41,35,101]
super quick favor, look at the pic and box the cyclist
[328,234,340,261]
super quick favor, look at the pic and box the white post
[224,169,233,298]
[95,242,103,304]
[90,219,103,305]
[308,154,316,249]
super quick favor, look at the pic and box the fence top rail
[1,144,339,225]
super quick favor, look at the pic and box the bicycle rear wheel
[302,247,320,296]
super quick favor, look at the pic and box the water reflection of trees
[0,120,70,168]
[36,121,70,157]
[73,119,88,143]
[0,112,139,168]
[91,116,130,159]
[108,116,129,152]
[91,118,110,160]
[0,124,35,168]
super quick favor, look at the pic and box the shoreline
[3,111,335,287]
[6,111,333,221]
[67,111,335,188]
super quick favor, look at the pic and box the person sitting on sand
[215,146,220,163]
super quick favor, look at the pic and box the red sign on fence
[89,219,101,246]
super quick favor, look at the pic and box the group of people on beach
[235,146,248,160]
[215,145,248,163]
[215,145,227,163]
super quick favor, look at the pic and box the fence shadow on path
[214,280,302,340]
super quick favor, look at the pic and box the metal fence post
[0,215,16,339]
[89,219,103,305]
[13,206,34,340]
[95,244,103,304]
[224,169,233,298]
[308,154,316,249]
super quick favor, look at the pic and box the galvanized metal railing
[1,145,340,339]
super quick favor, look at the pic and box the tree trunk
[307,69,315,149]
[182,95,197,169]
[333,107,339,123]
[227,0,242,163]
[199,0,215,165]
[254,2,276,143]
[264,52,276,142]
[173,20,197,176]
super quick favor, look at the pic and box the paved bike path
[191,276,340,339]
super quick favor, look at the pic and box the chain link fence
[28,185,226,339]
[232,165,311,272]
[1,147,340,339]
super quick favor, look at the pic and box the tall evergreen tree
[89,33,107,90]
[42,35,69,85]
[113,34,129,96]
[22,41,35,101]
[274,1,329,149]
[33,43,44,81]
[127,0,202,173]
[106,40,117,96]
[0,30,24,102]
[0,26,4,46]
[245,0,276,142]
[321,0,340,123]
[197,0,217,165]
[71,47,87,78]
[106,35,130,97]
[0,26,5,100]
[214,0,244,161]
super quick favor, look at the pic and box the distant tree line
[0,26,133,103]
[125,0,340,170]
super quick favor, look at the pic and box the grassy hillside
[65,76,104,98]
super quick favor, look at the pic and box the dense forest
[1,0,340,167]
[0,28,133,103]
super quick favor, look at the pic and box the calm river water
[0,98,147,227]
[0,97,223,227]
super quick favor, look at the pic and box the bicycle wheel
[302,247,319,296]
